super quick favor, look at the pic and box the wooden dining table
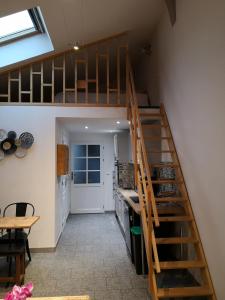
[28,297,90,300]
[0,216,40,230]
[0,297,90,300]
[0,215,40,285]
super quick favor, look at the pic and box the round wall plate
[15,139,21,147]
[19,132,34,149]
[0,138,17,155]
[0,129,7,141]
[15,147,27,158]
[8,131,17,140]
[0,149,4,161]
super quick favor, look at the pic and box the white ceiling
[58,117,130,133]
[0,0,164,57]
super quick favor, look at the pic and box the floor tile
[0,214,149,300]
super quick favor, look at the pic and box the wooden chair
[0,239,25,285]
[2,202,35,262]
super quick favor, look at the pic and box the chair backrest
[3,202,35,235]
[3,202,35,217]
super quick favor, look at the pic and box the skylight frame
[0,7,45,45]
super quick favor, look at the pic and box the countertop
[117,188,184,216]
[117,188,141,214]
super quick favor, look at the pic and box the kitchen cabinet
[57,144,69,176]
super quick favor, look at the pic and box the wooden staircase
[127,60,217,299]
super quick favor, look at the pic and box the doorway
[70,143,105,213]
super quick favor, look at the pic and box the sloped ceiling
[0,0,164,64]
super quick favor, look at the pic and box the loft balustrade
[0,42,128,106]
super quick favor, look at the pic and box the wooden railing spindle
[117,46,120,104]
[18,70,21,103]
[63,55,66,104]
[96,50,99,104]
[8,73,10,103]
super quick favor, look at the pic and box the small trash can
[131,226,142,275]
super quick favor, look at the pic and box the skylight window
[0,8,45,44]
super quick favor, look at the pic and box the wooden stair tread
[156,237,198,244]
[155,216,192,222]
[152,179,183,184]
[142,124,168,128]
[157,286,212,298]
[145,136,172,140]
[157,260,205,269]
[155,197,186,203]
[151,163,179,168]
[140,113,162,117]
[147,150,174,153]
[156,207,185,215]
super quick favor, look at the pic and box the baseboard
[30,247,56,253]
[70,209,104,214]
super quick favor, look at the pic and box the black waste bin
[131,226,147,275]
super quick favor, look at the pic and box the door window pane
[73,145,86,157]
[74,172,86,184]
[72,144,101,185]
[73,158,86,170]
[88,158,100,170]
[88,145,100,157]
[88,171,100,183]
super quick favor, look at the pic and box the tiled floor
[0,213,149,300]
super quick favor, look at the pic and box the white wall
[117,131,131,163]
[137,1,225,298]
[0,106,126,248]
[55,121,70,244]
[70,132,115,212]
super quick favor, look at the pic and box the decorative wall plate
[15,147,27,159]
[0,149,4,161]
[0,130,34,160]
[0,129,7,141]
[0,138,17,155]
[15,139,21,147]
[8,131,17,140]
[19,132,34,149]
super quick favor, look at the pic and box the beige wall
[137,1,225,298]
[0,106,126,249]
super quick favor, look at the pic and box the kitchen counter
[118,188,141,214]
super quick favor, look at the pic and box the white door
[70,143,104,213]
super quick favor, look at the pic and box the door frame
[70,142,105,213]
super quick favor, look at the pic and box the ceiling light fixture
[85,126,88,129]
[116,121,120,124]
[73,42,80,51]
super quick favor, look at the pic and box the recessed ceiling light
[73,43,80,51]
[116,121,120,124]
[85,126,88,129]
